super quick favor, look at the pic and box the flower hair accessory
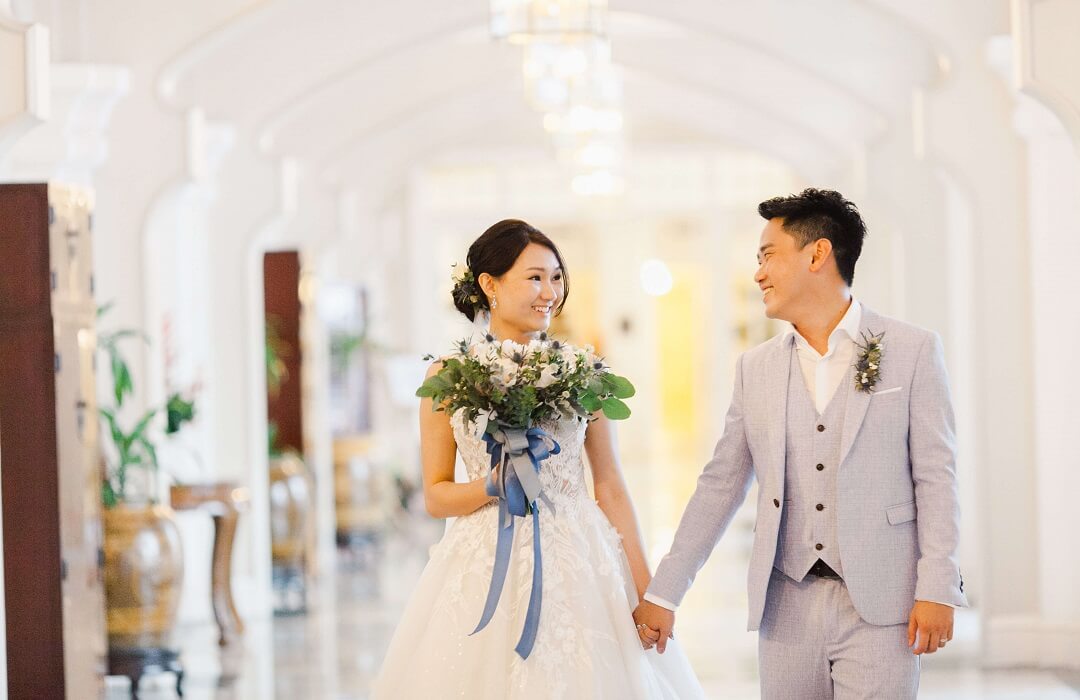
[451,262,485,314]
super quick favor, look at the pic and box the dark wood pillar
[0,183,68,699]
[263,251,304,453]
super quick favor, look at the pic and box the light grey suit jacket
[648,307,968,630]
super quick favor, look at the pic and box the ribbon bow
[470,425,560,659]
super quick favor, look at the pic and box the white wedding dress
[372,410,705,699]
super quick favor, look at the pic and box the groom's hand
[908,600,954,655]
[633,600,675,654]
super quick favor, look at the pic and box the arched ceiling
[158,0,942,193]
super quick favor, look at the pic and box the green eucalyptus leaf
[580,392,602,413]
[602,374,636,399]
[600,396,631,420]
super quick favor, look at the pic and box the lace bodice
[451,410,591,510]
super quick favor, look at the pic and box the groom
[634,189,967,698]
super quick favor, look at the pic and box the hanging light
[492,0,626,197]
[540,55,622,131]
[522,37,611,113]
[543,105,623,136]
[572,137,624,169]
[490,0,608,44]
[571,169,624,196]
[545,61,626,175]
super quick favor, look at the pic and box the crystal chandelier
[492,0,626,195]
[490,0,608,44]
[540,59,623,136]
[522,37,611,113]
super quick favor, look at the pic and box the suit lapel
[765,334,793,483]
[838,307,880,468]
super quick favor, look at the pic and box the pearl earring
[491,295,498,310]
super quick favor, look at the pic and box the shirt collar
[784,298,862,354]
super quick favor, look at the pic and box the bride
[371,219,704,699]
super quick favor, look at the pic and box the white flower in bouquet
[493,357,521,387]
[469,341,497,364]
[558,345,580,367]
[536,364,560,389]
[501,339,527,358]
[473,408,496,438]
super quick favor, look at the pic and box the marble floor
[106,519,1080,700]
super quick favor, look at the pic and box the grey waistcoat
[775,344,849,581]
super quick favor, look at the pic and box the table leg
[210,508,244,645]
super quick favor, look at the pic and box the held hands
[632,600,675,653]
[908,600,954,655]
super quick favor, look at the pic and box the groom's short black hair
[758,188,866,286]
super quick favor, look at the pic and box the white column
[1009,0,1080,669]
[1007,92,1080,669]
[144,108,238,628]
[0,63,126,184]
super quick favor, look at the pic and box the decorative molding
[0,63,129,185]
[1012,0,1080,155]
[184,108,236,189]
[0,16,49,160]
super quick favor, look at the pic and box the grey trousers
[758,568,919,700]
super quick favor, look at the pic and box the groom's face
[755,218,813,322]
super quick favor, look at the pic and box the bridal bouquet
[417,333,635,431]
[416,334,635,659]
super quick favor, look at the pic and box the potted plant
[96,304,195,687]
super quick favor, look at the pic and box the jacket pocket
[886,500,917,525]
[872,386,903,397]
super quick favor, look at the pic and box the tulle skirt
[372,498,704,699]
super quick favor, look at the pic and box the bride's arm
[585,415,651,601]
[420,362,496,519]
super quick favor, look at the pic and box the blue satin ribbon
[470,425,560,659]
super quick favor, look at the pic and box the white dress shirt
[790,299,862,415]
[644,300,862,612]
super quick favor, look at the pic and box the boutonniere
[853,330,885,393]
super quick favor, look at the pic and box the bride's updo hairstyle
[453,219,571,322]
